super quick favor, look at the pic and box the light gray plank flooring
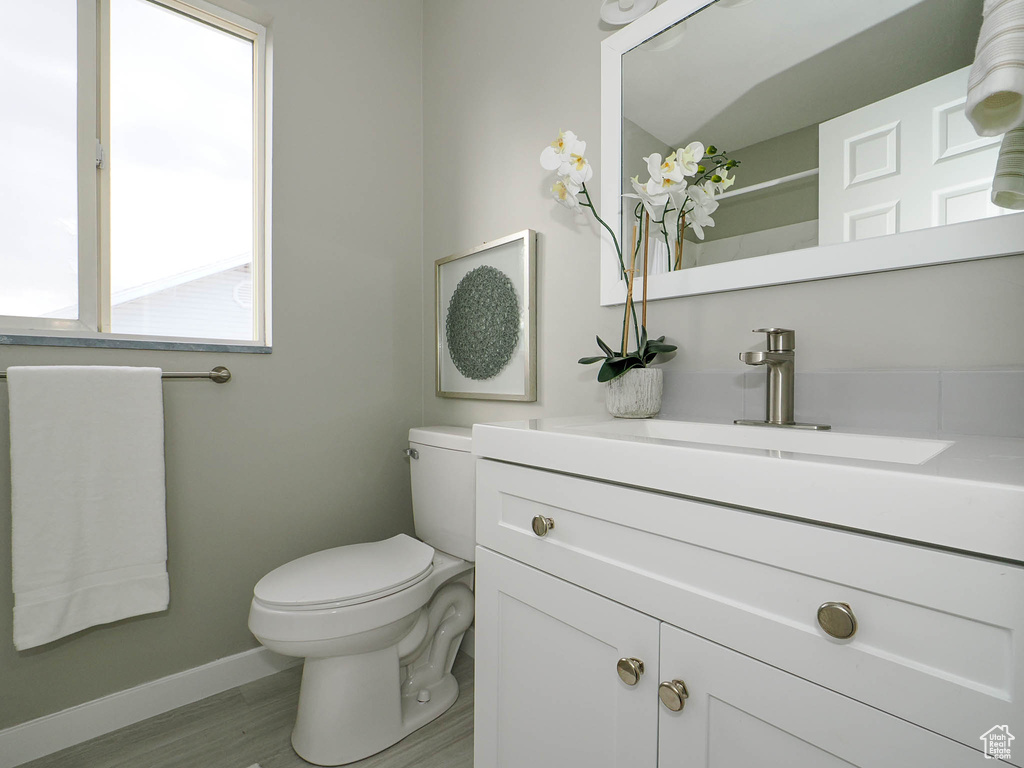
[20,653,474,768]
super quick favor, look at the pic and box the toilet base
[290,647,461,766]
[398,669,460,736]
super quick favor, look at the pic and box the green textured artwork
[445,265,520,380]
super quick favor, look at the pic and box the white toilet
[248,427,475,766]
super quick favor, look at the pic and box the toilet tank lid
[409,426,472,452]
[253,534,435,609]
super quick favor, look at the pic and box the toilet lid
[253,534,435,609]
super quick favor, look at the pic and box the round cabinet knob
[616,657,645,686]
[817,602,857,639]
[531,515,555,537]
[658,680,689,712]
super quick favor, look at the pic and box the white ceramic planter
[605,367,663,418]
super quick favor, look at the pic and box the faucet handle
[752,328,795,352]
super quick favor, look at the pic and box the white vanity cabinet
[473,457,1024,768]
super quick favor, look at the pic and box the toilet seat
[253,534,435,611]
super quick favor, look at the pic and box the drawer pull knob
[658,680,689,712]
[531,515,555,537]
[616,657,645,686]
[817,602,857,639]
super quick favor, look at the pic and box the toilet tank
[409,427,475,562]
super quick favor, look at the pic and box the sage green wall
[0,0,424,730]
[421,0,1024,428]
[703,124,818,242]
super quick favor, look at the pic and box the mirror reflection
[621,0,1020,274]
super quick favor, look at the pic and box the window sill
[0,333,271,354]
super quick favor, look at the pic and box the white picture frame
[435,230,537,401]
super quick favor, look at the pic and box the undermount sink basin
[562,419,952,465]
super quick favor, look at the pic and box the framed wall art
[435,230,536,401]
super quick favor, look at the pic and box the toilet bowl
[248,427,476,766]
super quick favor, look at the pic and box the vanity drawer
[476,459,1024,757]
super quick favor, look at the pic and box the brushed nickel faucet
[735,328,830,430]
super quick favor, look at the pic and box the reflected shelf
[715,168,819,202]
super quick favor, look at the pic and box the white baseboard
[0,647,298,768]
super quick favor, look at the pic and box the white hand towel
[992,126,1024,208]
[967,0,1024,135]
[8,366,169,650]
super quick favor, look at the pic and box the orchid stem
[581,183,640,355]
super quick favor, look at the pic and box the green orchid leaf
[646,342,677,353]
[578,356,607,365]
[595,335,615,357]
[597,362,619,382]
[598,358,629,382]
[600,356,651,382]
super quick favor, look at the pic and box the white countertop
[472,416,1024,564]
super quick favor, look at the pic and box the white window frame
[1,0,272,350]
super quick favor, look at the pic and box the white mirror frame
[600,0,1024,306]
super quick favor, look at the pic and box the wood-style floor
[20,654,474,768]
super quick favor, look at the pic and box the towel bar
[0,366,231,383]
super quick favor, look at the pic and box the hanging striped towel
[967,0,1024,135]
[8,366,169,650]
[992,126,1024,208]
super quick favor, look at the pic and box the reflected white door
[819,65,1007,245]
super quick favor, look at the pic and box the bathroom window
[0,0,271,350]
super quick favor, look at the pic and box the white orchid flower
[666,177,689,210]
[623,174,670,219]
[675,141,706,176]
[641,153,687,219]
[566,152,593,185]
[698,180,723,206]
[687,207,715,240]
[684,183,719,240]
[708,166,736,194]
[688,182,720,213]
[645,151,686,191]
[551,175,582,210]
[540,130,586,172]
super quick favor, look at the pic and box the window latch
[95,139,104,169]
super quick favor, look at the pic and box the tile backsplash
[659,369,1024,438]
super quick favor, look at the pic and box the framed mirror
[600,0,1024,305]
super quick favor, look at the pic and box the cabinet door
[474,547,659,768]
[658,624,984,768]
